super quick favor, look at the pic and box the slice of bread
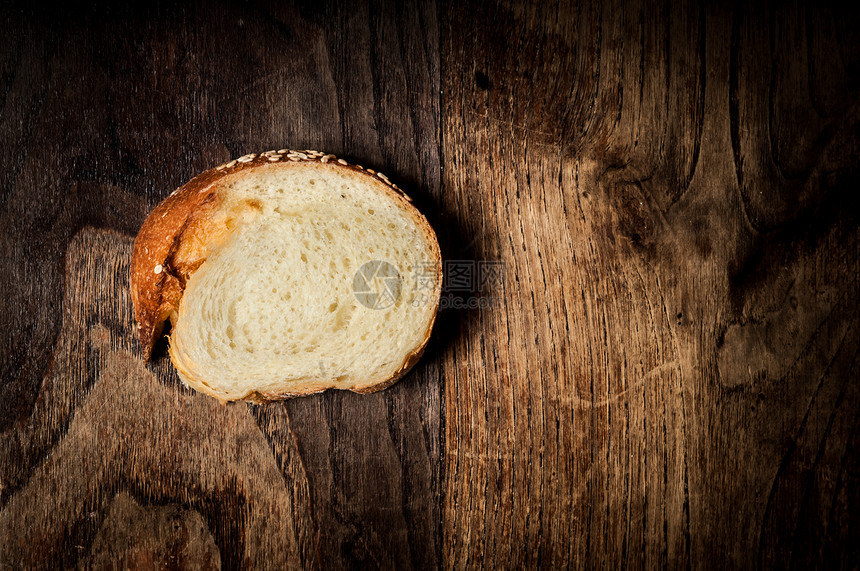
[131,150,442,402]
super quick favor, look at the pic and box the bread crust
[131,149,442,402]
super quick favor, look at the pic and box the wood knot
[475,71,492,91]
[609,180,656,250]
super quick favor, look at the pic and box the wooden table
[2,1,858,568]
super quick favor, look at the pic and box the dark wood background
[1,0,858,568]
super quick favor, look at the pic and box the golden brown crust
[131,149,442,401]
[130,169,226,358]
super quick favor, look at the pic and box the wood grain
[1,0,859,568]
[1,1,440,569]
[440,0,860,568]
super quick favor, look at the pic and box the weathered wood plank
[440,0,860,567]
[0,2,440,568]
